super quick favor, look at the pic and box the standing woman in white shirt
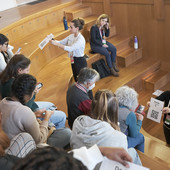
[50,18,87,82]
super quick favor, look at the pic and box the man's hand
[99,147,132,168]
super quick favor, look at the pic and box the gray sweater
[71,115,127,150]
[0,98,48,144]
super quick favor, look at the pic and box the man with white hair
[115,86,145,153]
[67,67,100,129]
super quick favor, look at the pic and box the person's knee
[139,133,145,144]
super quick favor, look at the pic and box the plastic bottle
[63,16,68,30]
[134,36,138,49]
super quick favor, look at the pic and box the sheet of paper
[100,157,149,170]
[147,97,164,123]
[38,33,54,50]
[152,89,164,96]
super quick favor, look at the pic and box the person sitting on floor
[66,67,100,129]
[90,14,119,77]
[0,54,66,130]
[0,127,36,170]
[71,89,141,165]
[0,33,20,73]
[0,74,71,148]
[13,145,132,170]
[115,85,145,152]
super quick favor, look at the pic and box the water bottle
[63,16,68,30]
[134,36,138,49]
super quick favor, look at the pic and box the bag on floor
[92,59,111,79]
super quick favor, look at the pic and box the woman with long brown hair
[70,89,142,165]
[70,89,126,149]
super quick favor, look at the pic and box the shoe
[112,62,119,72]
[110,68,119,77]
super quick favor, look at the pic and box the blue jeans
[47,128,72,148]
[127,133,145,153]
[91,41,117,68]
[128,148,142,165]
[35,101,66,129]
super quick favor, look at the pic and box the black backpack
[92,59,111,79]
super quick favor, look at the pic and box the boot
[112,62,119,72]
[110,68,119,77]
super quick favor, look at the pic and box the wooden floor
[1,0,170,162]
[0,0,72,29]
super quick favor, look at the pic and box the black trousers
[71,57,93,99]
[163,123,170,144]
[71,56,87,82]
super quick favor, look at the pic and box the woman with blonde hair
[90,14,119,77]
[71,89,141,165]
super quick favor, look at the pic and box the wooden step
[137,150,170,170]
[142,135,170,166]
[142,70,170,91]
[65,6,92,21]
[109,35,132,51]
[85,35,132,67]
[117,48,142,67]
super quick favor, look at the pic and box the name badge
[70,56,74,64]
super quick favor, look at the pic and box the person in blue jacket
[115,86,145,152]
[90,14,119,77]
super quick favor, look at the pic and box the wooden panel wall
[82,0,170,71]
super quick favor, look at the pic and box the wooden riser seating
[0,0,81,56]
[117,47,143,67]
[137,150,170,170]
[142,70,170,91]
[65,5,92,21]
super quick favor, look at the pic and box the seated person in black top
[148,91,170,144]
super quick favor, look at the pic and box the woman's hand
[136,113,144,121]
[49,40,59,46]
[103,44,108,48]
[34,109,46,118]
[147,101,150,107]
[43,110,54,121]
[162,107,170,114]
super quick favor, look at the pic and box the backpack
[92,59,111,79]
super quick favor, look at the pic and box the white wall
[0,0,17,11]
[0,0,37,11]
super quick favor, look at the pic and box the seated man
[66,67,100,129]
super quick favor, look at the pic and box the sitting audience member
[0,54,66,129]
[71,89,141,165]
[90,14,119,77]
[0,128,36,169]
[0,33,19,72]
[115,86,145,152]
[13,146,132,170]
[67,67,100,129]
[147,91,170,144]
[0,127,20,170]
[0,74,71,148]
